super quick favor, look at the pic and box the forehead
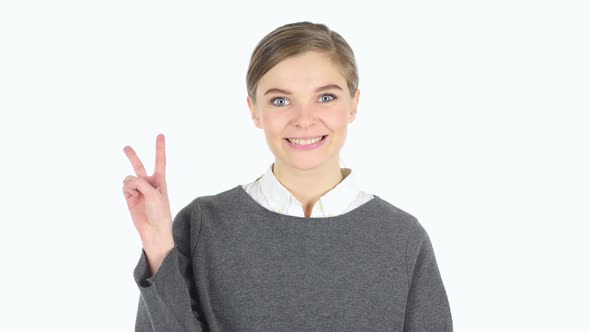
[258,52,346,92]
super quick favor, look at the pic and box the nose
[292,104,317,129]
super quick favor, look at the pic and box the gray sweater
[133,185,453,331]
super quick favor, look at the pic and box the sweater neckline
[232,184,383,222]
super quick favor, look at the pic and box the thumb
[127,176,158,199]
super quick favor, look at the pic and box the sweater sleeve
[403,219,453,332]
[132,198,205,332]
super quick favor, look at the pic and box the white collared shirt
[242,163,375,218]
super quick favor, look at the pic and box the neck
[272,157,346,209]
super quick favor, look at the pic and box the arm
[404,219,453,331]
[133,198,205,332]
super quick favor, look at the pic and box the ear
[348,88,360,123]
[247,95,263,129]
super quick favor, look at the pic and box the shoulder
[195,185,243,211]
[368,195,433,248]
[171,187,241,248]
[175,185,251,221]
[372,197,436,268]
[371,195,420,230]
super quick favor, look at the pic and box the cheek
[261,112,288,135]
[324,108,350,130]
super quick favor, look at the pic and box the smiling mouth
[284,135,328,144]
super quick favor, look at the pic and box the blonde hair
[246,21,359,104]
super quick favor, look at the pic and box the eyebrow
[263,84,343,96]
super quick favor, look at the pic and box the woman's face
[247,51,359,171]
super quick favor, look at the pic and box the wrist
[143,240,174,276]
[143,235,174,259]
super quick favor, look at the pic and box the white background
[1,0,588,331]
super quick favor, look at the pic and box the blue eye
[271,97,289,107]
[320,94,337,102]
[270,94,337,107]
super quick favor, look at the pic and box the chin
[291,162,322,171]
[283,157,332,171]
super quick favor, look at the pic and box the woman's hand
[122,134,174,275]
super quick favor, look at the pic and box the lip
[284,135,328,151]
[285,135,328,140]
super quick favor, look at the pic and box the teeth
[287,136,323,145]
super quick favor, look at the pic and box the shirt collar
[257,162,362,217]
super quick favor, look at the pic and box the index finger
[123,145,148,178]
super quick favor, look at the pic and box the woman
[123,21,452,331]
